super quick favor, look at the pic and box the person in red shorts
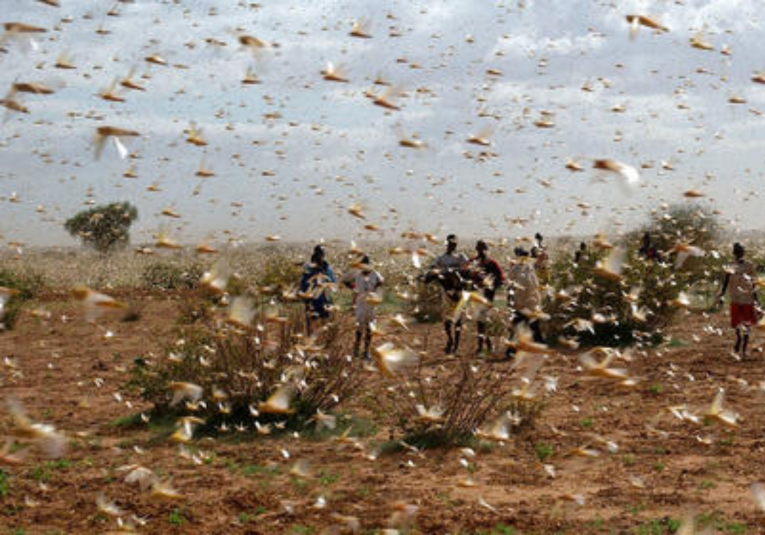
[717,242,759,358]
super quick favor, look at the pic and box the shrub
[383,355,549,448]
[634,203,721,254]
[128,315,362,433]
[64,202,138,253]
[257,253,303,293]
[141,261,204,291]
[546,206,724,348]
[0,267,46,330]
[0,268,45,301]
[407,280,442,323]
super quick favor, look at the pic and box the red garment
[731,303,756,328]
[469,257,504,287]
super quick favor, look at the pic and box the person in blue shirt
[299,244,336,335]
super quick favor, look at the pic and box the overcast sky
[1,0,765,247]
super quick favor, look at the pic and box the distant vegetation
[64,202,138,253]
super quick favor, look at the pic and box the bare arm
[718,272,731,303]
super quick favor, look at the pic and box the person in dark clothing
[299,245,336,335]
[638,232,660,261]
[426,234,469,354]
[574,241,587,264]
[466,240,504,354]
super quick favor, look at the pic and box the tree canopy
[64,202,138,253]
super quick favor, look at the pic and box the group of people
[426,234,547,359]
[297,236,760,361]
[298,235,549,361]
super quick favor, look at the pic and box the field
[1,247,765,535]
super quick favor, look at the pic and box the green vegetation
[547,203,723,348]
[0,469,9,497]
[64,201,138,253]
[168,509,185,526]
[535,442,554,462]
[0,267,46,330]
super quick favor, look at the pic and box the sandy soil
[2,290,765,534]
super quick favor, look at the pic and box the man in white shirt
[342,255,384,360]
[506,247,543,359]
[718,242,759,358]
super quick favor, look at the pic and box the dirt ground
[2,290,765,534]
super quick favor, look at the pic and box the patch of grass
[290,475,309,495]
[667,337,688,348]
[318,469,340,486]
[624,502,646,515]
[653,461,665,472]
[289,524,315,534]
[622,454,636,466]
[491,524,516,535]
[535,442,554,462]
[698,479,716,490]
[633,517,680,534]
[696,511,747,534]
[168,509,185,526]
[303,414,378,441]
[580,417,594,429]
[30,459,72,483]
[650,383,664,394]
[0,470,9,497]
[240,463,281,478]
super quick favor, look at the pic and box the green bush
[546,206,724,348]
[64,202,138,253]
[0,267,46,330]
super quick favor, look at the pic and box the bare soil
[2,291,764,534]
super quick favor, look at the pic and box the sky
[1,0,765,248]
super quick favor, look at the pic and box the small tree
[64,202,138,253]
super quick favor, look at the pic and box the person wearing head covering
[299,244,336,335]
[428,234,468,354]
[718,242,759,358]
[506,247,543,359]
[466,239,504,355]
[342,255,384,360]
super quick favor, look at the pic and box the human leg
[444,320,454,353]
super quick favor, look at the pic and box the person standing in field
[299,244,336,336]
[574,241,587,264]
[427,234,468,354]
[466,240,504,355]
[638,231,661,262]
[506,247,543,359]
[532,232,550,285]
[342,255,384,361]
[717,242,759,358]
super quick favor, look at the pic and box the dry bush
[141,261,204,291]
[383,355,548,448]
[128,314,363,432]
[406,280,442,323]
